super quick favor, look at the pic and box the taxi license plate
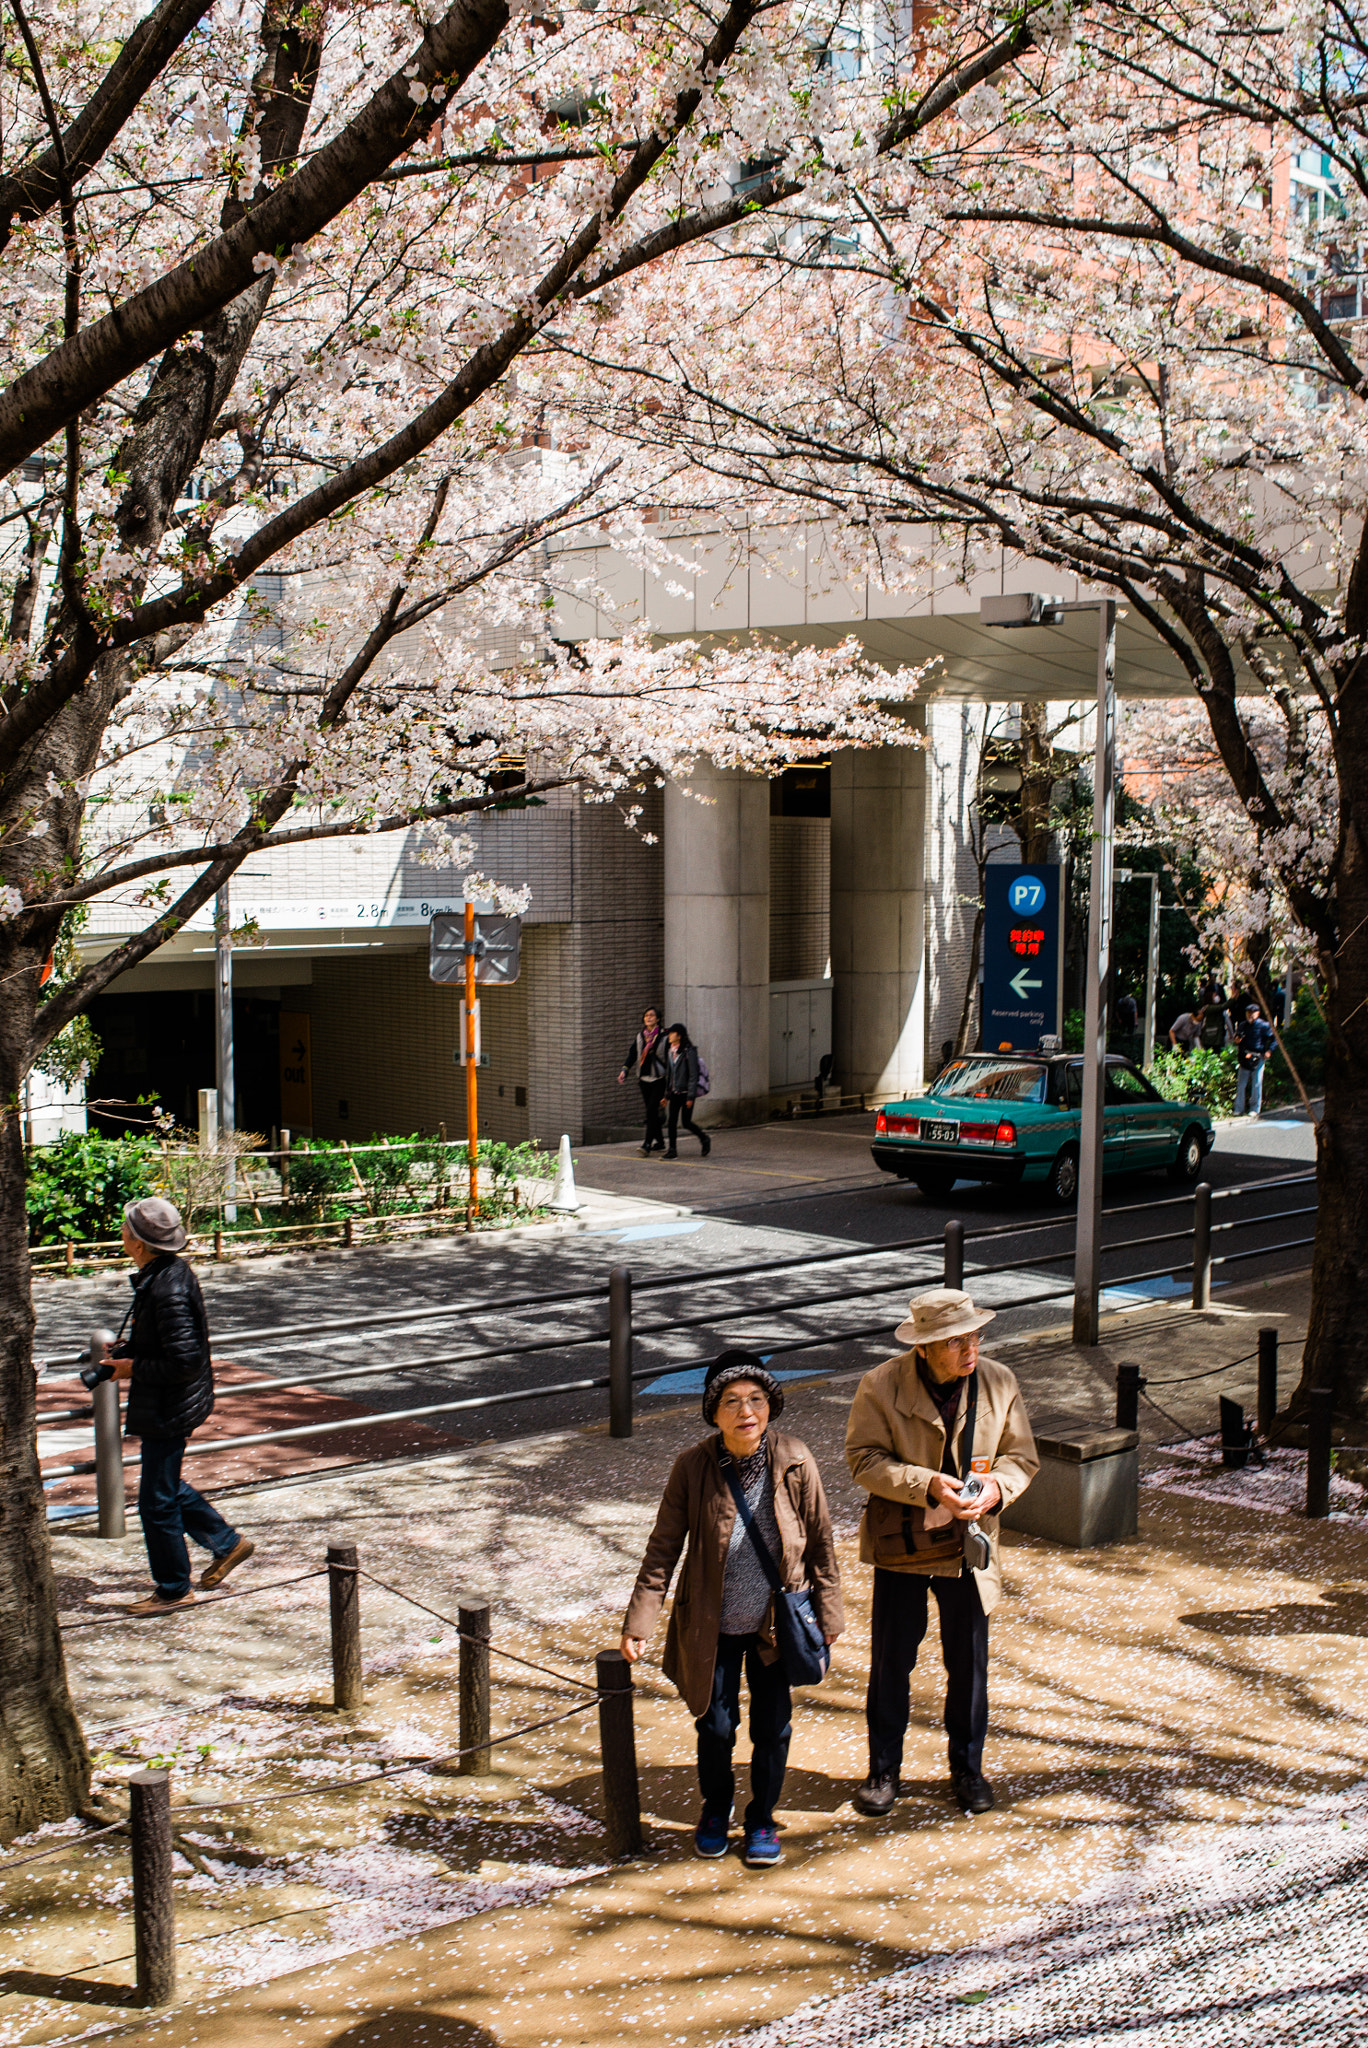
[923,1120,959,1145]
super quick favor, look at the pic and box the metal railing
[37,1174,1322,1534]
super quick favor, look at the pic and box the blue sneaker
[694,1809,731,1858]
[742,1824,783,1868]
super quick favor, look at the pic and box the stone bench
[1001,1423,1139,1548]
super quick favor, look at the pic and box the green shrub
[1147,1045,1237,1118]
[285,1143,353,1220]
[26,1132,158,1245]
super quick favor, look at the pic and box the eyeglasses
[717,1395,770,1412]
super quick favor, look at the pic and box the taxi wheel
[1047,1145,1080,1205]
[1168,1127,1206,1184]
[913,1169,956,1201]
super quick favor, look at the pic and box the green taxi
[871,1052,1215,1203]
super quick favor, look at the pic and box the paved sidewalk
[6,1272,1365,2047]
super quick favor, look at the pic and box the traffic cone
[547,1134,582,1212]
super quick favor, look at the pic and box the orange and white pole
[464,899,479,1220]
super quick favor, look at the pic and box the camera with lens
[80,1360,116,1391]
[958,1474,991,1572]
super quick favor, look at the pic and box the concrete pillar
[830,732,927,1102]
[664,766,770,1124]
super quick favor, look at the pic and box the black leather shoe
[663,1148,678,1159]
[951,1771,995,1814]
[852,1771,900,1816]
[700,1133,712,1157]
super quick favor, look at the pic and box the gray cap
[123,1197,188,1252]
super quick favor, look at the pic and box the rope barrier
[1145,1348,1261,1388]
[351,1569,600,1694]
[0,1820,126,1876]
[59,1571,328,1632]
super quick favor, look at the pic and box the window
[931,1059,1046,1104]
[1063,1066,1082,1110]
[1105,1064,1155,1105]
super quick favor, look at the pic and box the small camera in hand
[80,1361,115,1391]
[958,1475,991,1572]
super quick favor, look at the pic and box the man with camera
[88,1197,254,1615]
[845,1288,1037,1818]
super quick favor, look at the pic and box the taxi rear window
[930,1059,1047,1105]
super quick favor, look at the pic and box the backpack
[694,1057,711,1097]
[1199,1010,1227,1050]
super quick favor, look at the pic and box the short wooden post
[609,1266,633,1440]
[458,1601,491,1775]
[328,1542,363,1711]
[595,1648,642,1856]
[130,1770,175,2006]
[1307,1387,1334,1519]
[1115,1362,1144,1432]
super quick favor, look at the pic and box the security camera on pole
[429,907,522,1228]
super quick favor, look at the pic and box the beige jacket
[844,1352,1038,1616]
[622,1431,845,1716]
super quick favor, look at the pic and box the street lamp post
[980,591,1117,1346]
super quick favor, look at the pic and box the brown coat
[844,1352,1038,1616]
[622,1431,845,1716]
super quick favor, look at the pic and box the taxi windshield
[930,1058,1047,1105]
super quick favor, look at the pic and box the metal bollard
[609,1266,633,1440]
[90,1328,125,1539]
[129,1770,175,2006]
[458,1601,491,1776]
[943,1219,964,1292]
[1306,1386,1334,1519]
[327,1543,363,1711]
[1190,1182,1212,1309]
[1219,1394,1252,1470]
[1115,1362,1145,1432]
[595,1648,642,1857]
[1257,1327,1279,1438]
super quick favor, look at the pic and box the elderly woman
[620,1350,843,1868]
[845,1287,1038,1819]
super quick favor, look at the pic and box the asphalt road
[35,1109,1318,1462]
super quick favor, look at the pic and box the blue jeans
[1235,1062,1265,1116]
[695,1632,792,1829]
[137,1435,239,1598]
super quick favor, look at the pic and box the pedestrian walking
[620,1350,844,1867]
[663,1021,711,1158]
[845,1288,1038,1818]
[97,1198,254,1615]
[617,1004,668,1155]
[1234,1000,1275,1116]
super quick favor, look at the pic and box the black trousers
[666,1093,705,1150]
[696,1632,792,1828]
[639,1078,666,1147]
[866,1566,989,1779]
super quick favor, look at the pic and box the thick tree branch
[0,0,211,251]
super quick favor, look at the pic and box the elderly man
[845,1288,1038,1818]
[100,1197,254,1615]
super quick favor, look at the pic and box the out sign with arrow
[982,866,1063,1051]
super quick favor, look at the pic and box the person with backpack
[619,1350,844,1866]
[1198,1004,1230,1052]
[663,1021,711,1158]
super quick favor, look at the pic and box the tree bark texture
[0,961,90,1842]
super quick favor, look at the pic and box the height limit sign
[982,865,1063,1051]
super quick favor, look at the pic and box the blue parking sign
[983,865,1063,1049]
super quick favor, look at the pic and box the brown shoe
[123,1591,197,1617]
[200,1537,255,1590]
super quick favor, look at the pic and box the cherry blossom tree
[561,0,1368,1440]
[0,0,1042,1837]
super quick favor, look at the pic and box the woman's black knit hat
[702,1349,785,1426]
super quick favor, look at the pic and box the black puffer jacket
[116,1254,214,1440]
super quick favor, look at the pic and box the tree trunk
[0,963,90,1841]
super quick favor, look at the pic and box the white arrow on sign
[1009,967,1043,1000]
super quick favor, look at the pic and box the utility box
[1002,1423,1139,1548]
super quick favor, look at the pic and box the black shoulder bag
[718,1450,830,1686]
